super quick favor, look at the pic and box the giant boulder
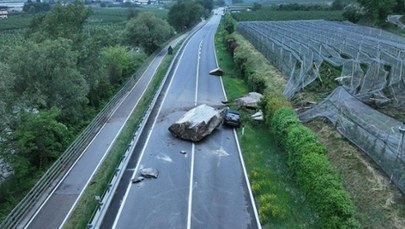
[234,92,263,109]
[169,104,223,142]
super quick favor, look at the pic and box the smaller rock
[234,92,263,109]
[140,168,159,179]
[132,176,144,183]
[209,67,224,76]
[180,150,187,154]
[251,110,264,121]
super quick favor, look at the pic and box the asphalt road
[102,12,261,229]
[23,36,185,229]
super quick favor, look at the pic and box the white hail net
[237,20,405,193]
[237,20,405,105]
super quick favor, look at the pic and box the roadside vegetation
[227,0,405,227]
[217,16,347,228]
[63,45,178,229]
[0,0,212,224]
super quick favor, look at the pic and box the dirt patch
[307,118,405,229]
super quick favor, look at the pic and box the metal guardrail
[87,39,186,229]
[86,22,206,228]
[0,51,158,229]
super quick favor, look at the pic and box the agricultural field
[235,20,405,228]
[0,13,32,31]
[0,5,168,32]
[232,7,344,21]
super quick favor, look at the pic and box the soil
[306,118,405,229]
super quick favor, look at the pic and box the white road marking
[57,50,167,229]
[24,56,155,228]
[187,40,203,229]
[112,35,195,229]
[212,23,262,228]
[186,144,196,229]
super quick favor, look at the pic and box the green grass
[215,23,319,228]
[62,45,176,229]
[233,9,344,21]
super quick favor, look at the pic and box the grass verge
[63,47,176,229]
[215,23,319,228]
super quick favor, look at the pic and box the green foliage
[12,107,71,169]
[101,45,134,85]
[124,12,173,54]
[26,0,92,42]
[247,73,267,93]
[23,0,51,14]
[275,3,331,11]
[216,22,320,227]
[224,13,235,34]
[197,0,214,16]
[221,16,360,228]
[8,39,89,122]
[261,92,292,125]
[252,2,262,11]
[269,109,359,228]
[168,1,204,32]
[358,0,395,23]
[296,152,360,228]
[270,107,300,148]
[286,124,326,169]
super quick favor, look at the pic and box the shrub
[285,124,326,170]
[271,107,300,147]
[247,73,267,93]
[296,152,359,228]
[261,92,292,125]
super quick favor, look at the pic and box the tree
[331,0,344,10]
[78,27,118,108]
[224,13,235,34]
[12,107,71,169]
[358,0,395,23]
[23,0,51,13]
[198,0,214,16]
[252,2,262,11]
[8,39,89,123]
[101,45,134,85]
[124,12,173,54]
[26,0,91,42]
[168,1,204,32]
[393,0,405,13]
[343,5,361,23]
[0,62,15,139]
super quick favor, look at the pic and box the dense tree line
[23,0,51,14]
[0,0,184,217]
[341,0,405,24]
[167,0,213,32]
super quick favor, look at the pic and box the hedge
[226,29,360,228]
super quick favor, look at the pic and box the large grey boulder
[168,104,223,142]
[234,92,263,109]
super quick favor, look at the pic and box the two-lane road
[102,13,260,229]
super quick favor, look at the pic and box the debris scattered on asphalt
[131,176,144,183]
[140,168,159,179]
[180,150,187,154]
[209,67,224,76]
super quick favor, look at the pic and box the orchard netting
[237,20,405,193]
[237,20,405,105]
